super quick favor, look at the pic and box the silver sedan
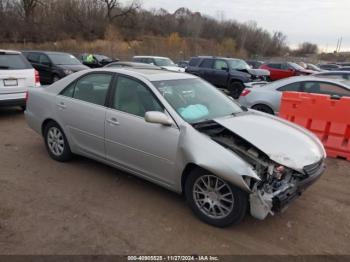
[25,68,326,227]
[238,76,350,115]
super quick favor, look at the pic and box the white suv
[0,49,40,110]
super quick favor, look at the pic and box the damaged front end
[193,120,325,220]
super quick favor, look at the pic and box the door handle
[106,117,120,126]
[56,102,66,109]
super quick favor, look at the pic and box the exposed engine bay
[193,120,309,220]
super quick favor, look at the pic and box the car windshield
[0,54,32,70]
[154,58,175,67]
[289,62,306,71]
[228,59,251,70]
[48,54,81,65]
[152,78,243,124]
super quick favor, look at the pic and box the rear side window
[60,73,113,106]
[278,82,302,92]
[199,59,214,69]
[0,53,32,70]
[189,58,201,67]
[303,81,350,97]
[268,63,281,69]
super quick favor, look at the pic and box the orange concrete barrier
[279,92,350,161]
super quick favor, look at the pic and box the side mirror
[145,111,173,126]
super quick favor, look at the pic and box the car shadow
[0,107,24,119]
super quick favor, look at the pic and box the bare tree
[16,0,42,21]
[98,0,140,23]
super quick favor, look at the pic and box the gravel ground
[0,107,349,255]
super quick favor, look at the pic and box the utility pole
[338,37,343,53]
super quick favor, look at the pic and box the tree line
[0,0,317,59]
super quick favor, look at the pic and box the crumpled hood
[214,112,325,171]
[161,66,185,72]
[247,68,270,76]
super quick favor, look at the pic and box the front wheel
[185,169,248,227]
[228,81,245,99]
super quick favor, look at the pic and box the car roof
[21,50,72,55]
[193,56,242,61]
[261,76,350,90]
[106,62,160,68]
[133,56,170,59]
[0,49,21,55]
[315,71,350,74]
[99,68,196,81]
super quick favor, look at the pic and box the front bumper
[272,162,326,212]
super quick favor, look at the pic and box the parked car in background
[317,64,341,71]
[339,66,350,71]
[78,53,118,68]
[22,51,89,84]
[306,63,324,72]
[104,61,161,69]
[132,56,185,72]
[186,56,270,98]
[260,62,316,81]
[25,68,326,227]
[246,60,264,69]
[238,76,350,115]
[0,49,40,110]
[336,62,350,67]
[313,71,350,80]
[177,60,189,69]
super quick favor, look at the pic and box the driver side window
[112,76,163,117]
[214,60,229,70]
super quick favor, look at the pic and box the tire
[20,105,26,111]
[44,121,73,162]
[52,75,60,83]
[185,168,248,227]
[252,104,274,115]
[228,81,245,99]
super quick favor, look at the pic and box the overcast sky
[142,0,350,52]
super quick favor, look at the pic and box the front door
[105,75,180,185]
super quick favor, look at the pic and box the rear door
[267,63,291,80]
[38,54,52,83]
[0,53,35,97]
[212,59,230,87]
[197,59,214,82]
[56,72,114,159]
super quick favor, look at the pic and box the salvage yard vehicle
[133,56,185,72]
[22,51,89,84]
[0,49,40,110]
[259,62,316,81]
[238,76,350,115]
[104,61,161,69]
[25,68,326,227]
[313,71,350,80]
[186,56,270,99]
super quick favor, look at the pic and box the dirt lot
[0,107,349,255]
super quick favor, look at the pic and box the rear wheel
[44,121,73,162]
[20,105,26,111]
[252,104,274,115]
[228,81,245,99]
[185,169,248,227]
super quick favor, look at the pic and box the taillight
[240,89,251,97]
[35,70,40,86]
